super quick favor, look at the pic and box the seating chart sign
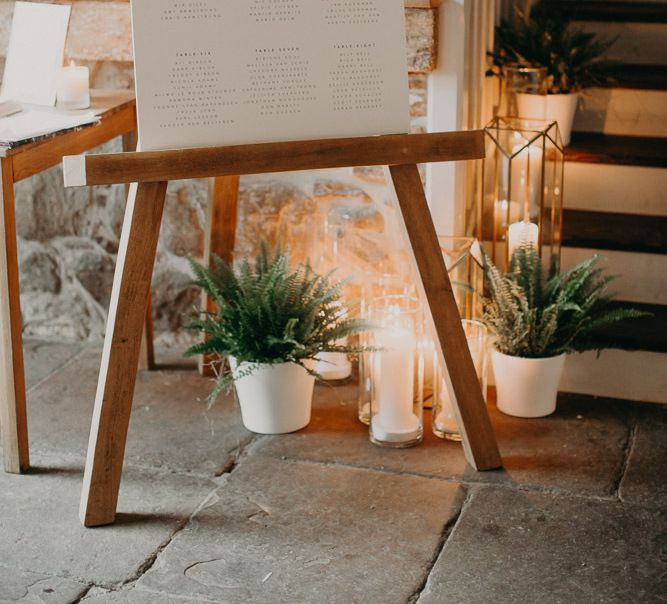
[131,0,410,151]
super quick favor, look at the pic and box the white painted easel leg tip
[63,155,87,187]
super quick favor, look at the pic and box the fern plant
[489,3,616,93]
[482,244,646,358]
[185,245,371,401]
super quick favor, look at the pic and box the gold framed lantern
[478,117,564,271]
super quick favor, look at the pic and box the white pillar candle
[493,199,521,237]
[510,141,543,217]
[373,327,420,441]
[508,220,539,258]
[57,61,90,110]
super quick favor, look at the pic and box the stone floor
[1,340,666,604]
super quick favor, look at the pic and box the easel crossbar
[63,131,484,187]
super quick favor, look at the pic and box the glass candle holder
[369,295,424,448]
[502,64,547,118]
[432,320,488,441]
[358,275,416,425]
[478,116,564,273]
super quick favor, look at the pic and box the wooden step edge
[563,210,667,255]
[587,302,667,354]
[598,64,667,91]
[566,132,667,169]
[534,1,667,23]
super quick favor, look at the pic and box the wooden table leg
[199,175,240,376]
[80,181,168,527]
[388,164,502,472]
[122,131,156,372]
[0,158,29,473]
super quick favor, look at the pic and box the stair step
[574,87,667,137]
[589,302,667,353]
[564,163,667,216]
[535,1,667,23]
[576,21,666,65]
[561,349,667,404]
[563,210,667,254]
[565,132,667,168]
[602,64,667,90]
[561,247,667,305]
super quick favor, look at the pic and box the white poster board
[0,2,71,106]
[131,0,410,151]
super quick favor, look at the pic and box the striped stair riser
[564,163,667,216]
[562,210,667,255]
[535,1,667,24]
[577,21,666,65]
[561,349,667,405]
[561,247,667,306]
[574,88,667,137]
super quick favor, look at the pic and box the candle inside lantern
[509,138,543,219]
[493,199,521,239]
[57,61,90,110]
[372,326,421,442]
[508,220,539,258]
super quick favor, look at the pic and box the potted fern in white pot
[483,245,645,418]
[490,2,615,145]
[185,245,370,434]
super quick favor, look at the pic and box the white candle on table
[508,220,539,258]
[373,327,420,441]
[57,61,90,110]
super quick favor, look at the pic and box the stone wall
[0,1,436,344]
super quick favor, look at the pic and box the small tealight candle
[57,61,90,110]
[508,220,539,258]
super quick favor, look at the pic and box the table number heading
[131,0,409,151]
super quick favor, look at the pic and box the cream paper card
[0,2,71,106]
[131,0,410,151]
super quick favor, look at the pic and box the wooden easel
[63,130,503,527]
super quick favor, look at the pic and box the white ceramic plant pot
[229,358,315,434]
[517,93,579,146]
[491,349,566,418]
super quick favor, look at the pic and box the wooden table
[0,90,140,474]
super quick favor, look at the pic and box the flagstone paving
[0,342,665,603]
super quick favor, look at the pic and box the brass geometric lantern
[477,116,564,271]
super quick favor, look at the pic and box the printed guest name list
[131,0,409,150]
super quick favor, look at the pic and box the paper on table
[0,2,71,106]
[0,109,98,145]
[131,0,410,151]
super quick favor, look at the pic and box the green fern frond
[185,244,374,400]
[482,243,648,358]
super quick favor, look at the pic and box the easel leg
[199,175,240,376]
[80,181,168,527]
[388,164,501,471]
[123,131,156,372]
[138,296,155,371]
[0,158,29,474]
